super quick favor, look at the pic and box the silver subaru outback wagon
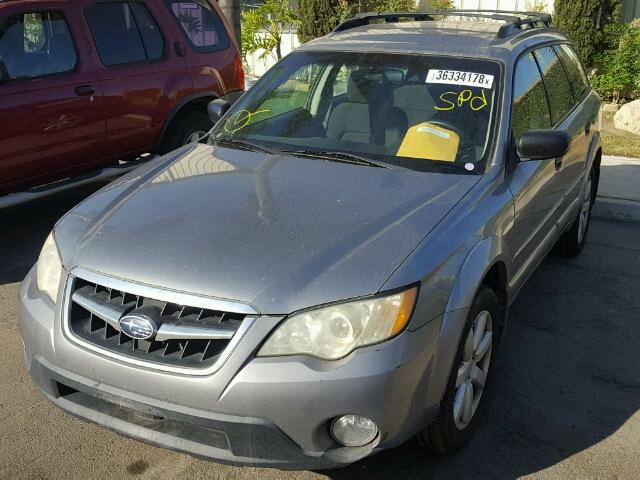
[19,10,601,470]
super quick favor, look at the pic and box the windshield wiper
[282,150,389,169]
[210,137,273,154]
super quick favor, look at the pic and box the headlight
[258,286,418,360]
[36,232,63,303]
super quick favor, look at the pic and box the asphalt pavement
[1,167,639,479]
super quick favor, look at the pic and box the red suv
[0,0,244,197]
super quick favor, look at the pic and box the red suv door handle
[174,42,185,57]
[75,85,95,96]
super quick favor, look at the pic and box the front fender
[420,236,509,406]
[446,235,509,312]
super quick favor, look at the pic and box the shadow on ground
[0,184,106,285]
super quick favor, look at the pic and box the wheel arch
[423,237,510,407]
[445,235,510,315]
[154,92,219,152]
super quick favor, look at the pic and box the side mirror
[0,60,9,84]
[517,129,571,160]
[207,99,230,123]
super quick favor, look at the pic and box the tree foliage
[298,0,438,44]
[591,20,640,102]
[297,0,342,44]
[241,0,297,61]
[553,0,621,67]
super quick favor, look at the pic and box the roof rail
[332,10,552,39]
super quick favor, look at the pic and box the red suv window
[165,0,229,52]
[0,11,76,80]
[85,2,165,66]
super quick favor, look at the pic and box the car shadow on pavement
[0,184,106,286]
[323,219,640,479]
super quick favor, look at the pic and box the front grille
[67,276,248,369]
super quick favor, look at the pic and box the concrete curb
[595,156,640,222]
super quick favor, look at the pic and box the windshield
[210,51,501,174]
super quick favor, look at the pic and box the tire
[414,285,499,453]
[159,110,212,154]
[552,168,595,257]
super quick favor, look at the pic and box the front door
[0,3,106,194]
[506,50,567,294]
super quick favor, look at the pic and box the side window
[534,46,575,124]
[0,11,76,80]
[166,0,229,52]
[256,63,324,116]
[554,44,590,101]
[511,52,551,141]
[85,2,164,66]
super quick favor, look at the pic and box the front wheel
[159,110,212,154]
[552,169,594,257]
[414,285,499,453]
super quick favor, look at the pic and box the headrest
[2,22,25,49]
[383,69,404,83]
[347,70,384,103]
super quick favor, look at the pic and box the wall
[621,0,640,21]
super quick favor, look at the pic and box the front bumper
[19,267,448,469]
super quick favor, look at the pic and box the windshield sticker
[426,70,494,89]
[224,109,270,133]
[434,89,488,112]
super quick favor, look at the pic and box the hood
[55,144,479,314]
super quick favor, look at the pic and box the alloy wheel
[453,310,493,430]
[184,130,207,145]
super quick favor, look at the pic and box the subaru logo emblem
[119,313,158,340]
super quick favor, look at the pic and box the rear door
[164,0,238,96]
[553,43,596,209]
[0,2,106,193]
[533,46,585,219]
[79,0,192,158]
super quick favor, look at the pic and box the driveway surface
[0,184,638,479]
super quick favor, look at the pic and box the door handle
[584,122,591,136]
[174,41,185,57]
[75,85,95,96]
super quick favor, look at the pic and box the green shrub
[296,0,342,44]
[553,0,621,67]
[591,22,640,102]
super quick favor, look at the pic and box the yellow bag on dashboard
[397,122,460,162]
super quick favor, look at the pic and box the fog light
[331,415,378,447]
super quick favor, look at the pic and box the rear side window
[85,2,164,66]
[0,11,76,79]
[534,46,575,125]
[166,0,229,52]
[511,52,551,141]
[554,44,590,101]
